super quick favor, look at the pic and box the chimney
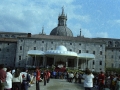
[27,33,31,37]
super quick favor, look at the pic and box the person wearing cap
[21,68,31,90]
[36,67,41,90]
[0,64,6,90]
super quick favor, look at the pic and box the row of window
[0,43,10,45]
[93,61,102,65]
[20,40,103,47]
[20,46,103,55]
[108,41,120,47]
[0,34,16,38]
[0,48,10,52]
[111,63,120,68]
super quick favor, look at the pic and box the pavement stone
[29,79,97,90]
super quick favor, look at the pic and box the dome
[50,26,73,37]
[56,45,67,51]
[45,45,77,56]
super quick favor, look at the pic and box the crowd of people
[1,63,120,90]
[93,70,120,90]
[0,64,51,90]
[50,68,120,90]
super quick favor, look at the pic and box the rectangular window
[93,51,95,54]
[70,49,72,51]
[20,46,22,50]
[34,47,36,50]
[100,51,102,55]
[51,42,53,44]
[19,56,21,60]
[70,43,72,45]
[0,48,1,51]
[100,61,102,65]
[42,41,44,43]
[7,49,9,52]
[86,50,89,53]
[93,61,94,65]
[79,50,81,53]
[51,48,53,50]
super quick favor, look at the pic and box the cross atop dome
[62,6,65,15]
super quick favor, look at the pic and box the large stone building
[0,8,119,72]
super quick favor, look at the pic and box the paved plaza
[29,79,97,90]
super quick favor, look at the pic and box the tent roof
[77,53,95,60]
[45,45,77,56]
[27,50,44,55]
[45,50,77,56]
[27,46,95,59]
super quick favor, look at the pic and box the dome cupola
[50,7,73,37]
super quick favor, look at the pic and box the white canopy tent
[77,53,95,69]
[27,50,44,67]
[77,53,95,60]
[27,45,95,69]
[27,50,44,56]
[45,45,77,57]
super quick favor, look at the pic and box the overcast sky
[0,0,120,38]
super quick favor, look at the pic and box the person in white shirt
[12,68,22,90]
[21,68,31,90]
[82,68,94,90]
[69,72,74,83]
[4,67,13,90]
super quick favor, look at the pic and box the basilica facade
[0,8,120,72]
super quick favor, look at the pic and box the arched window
[11,35,15,38]
[5,34,9,37]
[108,41,113,47]
[115,41,119,47]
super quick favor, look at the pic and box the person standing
[4,67,13,90]
[46,70,50,83]
[12,68,22,90]
[21,68,31,90]
[98,71,105,90]
[0,64,6,90]
[115,77,120,90]
[43,70,47,86]
[74,72,79,83]
[36,67,41,90]
[82,68,94,90]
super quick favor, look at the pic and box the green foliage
[106,68,120,74]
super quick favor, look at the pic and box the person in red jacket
[46,70,51,83]
[43,70,47,86]
[36,67,41,90]
[0,64,6,90]
[98,71,105,90]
